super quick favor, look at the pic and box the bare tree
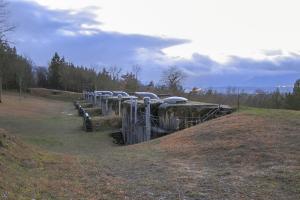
[132,64,141,80]
[161,66,186,93]
[108,65,122,81]
[0,0,14,41]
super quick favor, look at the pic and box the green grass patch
[240,106,300,119]
[0,102,118,156]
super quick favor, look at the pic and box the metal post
[99,94,102,107]
[134,99,137,124]
[176,118,180,130]
[105,95,108,115]
[95,94,98,106]
[130,97,133,144]
[144,97,151,141]
[93,92,96,105]
[118,94,122,117]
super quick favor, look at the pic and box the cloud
[8,1,188,66]
[180,54,300,87]
[7,1,300,88]
[263,49,283,56]
[227,54,300,75]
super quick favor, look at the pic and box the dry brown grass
[0,93,299,199]
[0,92,66,118]
[158,112,300,199]
[29,88,82,101]
[0,128,125,199]
[159,114,270,152]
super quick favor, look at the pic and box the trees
[108,66,122,81]
[46,52,103,92]
[0,0,15,102]
[105,66,121,90]
[0,42,8,102]
[48,57,99,92]
[60,62,73,91]
[48,52,63,89]
[0,40,33,101]
[293,79,300,95]
[96,68,111,90]
[35,67,48,88]
[0,0,14,41]
[161,66,186,94]
[132,64,141,80]
[121,72,139,92]
[285,79,300,110]
[145,81,155,91]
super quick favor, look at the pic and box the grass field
[0,92,299,199]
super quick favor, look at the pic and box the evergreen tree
[48,52,63,89]
[293,79,300,95]
[284,79,300,110]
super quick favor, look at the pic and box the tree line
[0,41,33,102]
[0,44,184,96]
[187,81,300,110]
[1,41,300,110]
[37,52,142,93]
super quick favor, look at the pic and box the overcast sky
[7,0,300,88]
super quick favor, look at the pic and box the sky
[7,0,300,89]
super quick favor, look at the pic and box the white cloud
[11,0,300,87]
[30,0,300,61]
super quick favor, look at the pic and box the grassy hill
[0,92,299,199]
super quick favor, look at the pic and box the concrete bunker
[76,91,234,143]
[80,91,135,132]
[121,96,233,145]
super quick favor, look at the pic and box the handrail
[201,107,221,122]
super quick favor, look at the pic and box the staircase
[201,106,221,122]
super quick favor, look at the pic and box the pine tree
[285,79,300,110]
[293,79,300,95]
[48,52,62,89]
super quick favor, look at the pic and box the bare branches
[132,64,141,80]
[108,65,122,81]
[161,66,186,93]
[0,0,14,42]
